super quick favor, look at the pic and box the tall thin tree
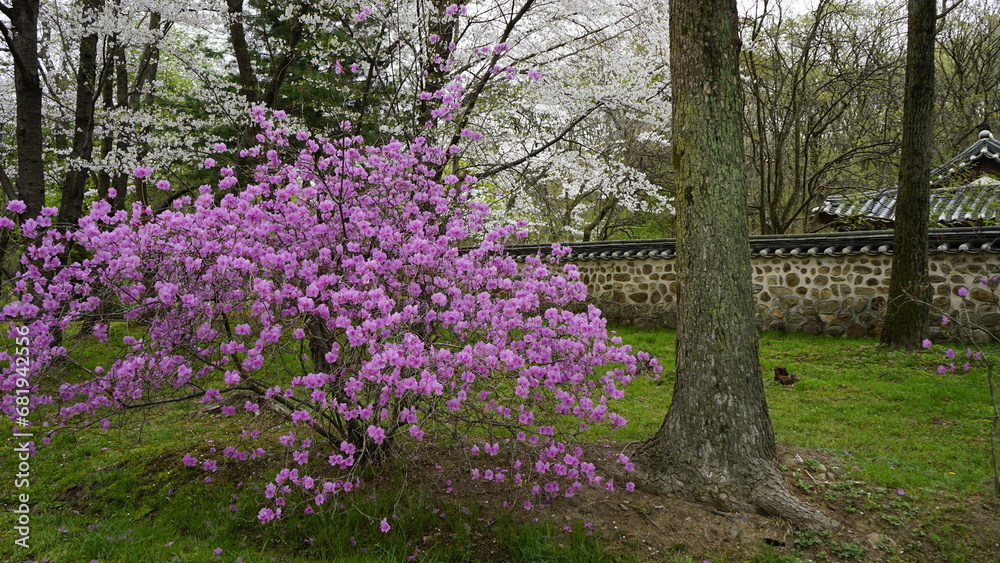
[880,0,937,348]
[58,0,105,229]
[0,0,45,221]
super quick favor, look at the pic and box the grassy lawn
[612,327,998,496]
[2,328,998,562]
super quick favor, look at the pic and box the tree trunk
[226,0,258,104]
[58,0,104,229]
[261,2,308,110]
[2,0,46,221]
[112,35,130,210]
[631,0,837,531]
[880,0,936,349]
[417,0,463,136]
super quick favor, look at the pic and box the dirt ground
[418,442,1000,562]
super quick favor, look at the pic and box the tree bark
[1,0,45,221]
[417,0,463,136]
[112,34,130,210]
[226,0,258,104]
[631,0,837,531]
[880,0,936,349]
[58,0,104,229]
[261,2,308,110]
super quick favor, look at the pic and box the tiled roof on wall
[504,226,1000,261]
[814,126,1000,227]
[814,179,1000,226]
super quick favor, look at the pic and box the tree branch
[938,0,964,20]
[444,0,537,151]
[936,0,964,33]
[476,102,602,180]
[0,165,16,201]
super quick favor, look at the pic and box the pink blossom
[6,200,26,213]
[258,508,277,523]
[368,425,386,445]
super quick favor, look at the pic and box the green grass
[611,327,998,497]
[2,327,999,561]
[1,413,497,562]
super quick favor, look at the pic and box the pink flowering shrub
[1,109,659,523]
[925,279,1000,494]
[926,281,993,373]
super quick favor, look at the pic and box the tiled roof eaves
[503,226,1000,261]
[931,134,1000,180]
[815,183,1000,223]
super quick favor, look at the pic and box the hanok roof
[932,125,1000,181]
[815,125,1000,229]
[814,177,1000,228]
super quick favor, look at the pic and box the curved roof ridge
[932,124,1000,181]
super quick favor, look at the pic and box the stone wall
[575,252,1000,340]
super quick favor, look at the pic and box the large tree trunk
[880,0,936,349]
[2,0,46,221]
[631,0,837,531]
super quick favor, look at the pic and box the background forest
[1,0,998,257]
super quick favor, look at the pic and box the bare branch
[938,0,964,20]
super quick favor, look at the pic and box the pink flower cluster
[925,282,990,374]
[0,109,660,525]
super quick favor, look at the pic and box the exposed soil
[414,442,1000,562]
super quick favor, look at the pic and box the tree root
[752,480,840,531]
[633,458,840,531]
